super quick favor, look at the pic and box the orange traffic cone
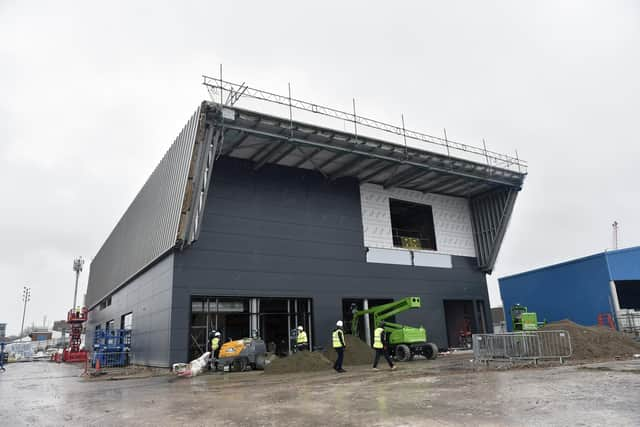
[95,358,101,373]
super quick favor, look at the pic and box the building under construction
[86,78,527,366]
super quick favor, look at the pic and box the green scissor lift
[351,297,438,362]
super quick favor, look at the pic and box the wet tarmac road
[0,357,638,426]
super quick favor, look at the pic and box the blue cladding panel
[605,247,640,281]
[499,254,612,330]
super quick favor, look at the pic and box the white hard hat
[297,326,303,331]
[214,332,221,337]
[336,320,343,327]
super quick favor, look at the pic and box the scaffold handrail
[202,75,527,173]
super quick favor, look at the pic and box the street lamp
[72,257,84,309]
[20,286,31,337]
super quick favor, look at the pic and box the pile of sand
[323,335,374,366]
[542,319,640,361]
[264,351,332,375]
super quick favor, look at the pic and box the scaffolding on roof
[202,75,527,174]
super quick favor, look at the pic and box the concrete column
[609,281,621,330]
[250,298,259,337]
[287,300,291,354]
[307,299,313,350]
[609,281,621,312]
[363,299,371,346]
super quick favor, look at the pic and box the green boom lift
[510,304,546,331]
[351,297,438,362]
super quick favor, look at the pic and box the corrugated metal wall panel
[499,254,612,329]
[86,106,203,307]
[470,188,518,272]
[605,247,640,280]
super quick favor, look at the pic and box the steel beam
[248,138,278,162]
[417,175,455,193]
[220,124,522,188]
[316,151,353,171]
[384,168,431,189]
[359,162,398,182]
[253,141,289,170]
[432,177,471,194]
[220,131,250,156]
[445,179,480,196]
[349,159,385,179]
[329,156,371,180]
[291,147,322,168]
[266,144,299,166]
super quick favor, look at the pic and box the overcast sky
[1,1,639,335]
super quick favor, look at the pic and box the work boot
[338,368,346,373]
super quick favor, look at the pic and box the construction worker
[209,331,222,371]
[0,342,5,372]
[372,321,395,371]
[332,320,346,373]
[296,326,308,351]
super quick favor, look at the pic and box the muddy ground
[0,355,638,426]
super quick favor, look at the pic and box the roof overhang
[205,104,526,199]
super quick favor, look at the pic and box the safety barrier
[617,311,640,337]
[473,330,572,364]
[83,351,132,376]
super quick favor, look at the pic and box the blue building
[499,246,640,331]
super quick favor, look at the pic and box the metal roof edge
[216,103,527,180]
[498,250,616,283]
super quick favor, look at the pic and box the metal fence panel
[83,351,133,377]
[617,311,640,336]
[473,330,572,363]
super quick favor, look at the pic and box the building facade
[499,246,640,332]
[87,95,526,367]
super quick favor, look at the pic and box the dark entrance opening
[615,280,640,309]
[342,299,364,336]
[260,298,289,356]
[190,297,250,360]
[443,300,476,349]
[189,296,312,361]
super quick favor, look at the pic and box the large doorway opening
[615,281,640,310]
[189,296,312,360]
[443,300,477,349]
[614,281,640,335]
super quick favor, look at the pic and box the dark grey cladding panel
[171,157,491,356]
[86,254,174,367]
[86,106,203,308]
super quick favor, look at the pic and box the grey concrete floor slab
[0,357,638,426]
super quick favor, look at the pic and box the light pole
[20,286,31,337]
[72,257,84,309]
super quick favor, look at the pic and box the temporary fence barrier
[83,351,132,376]
[473,330,572,364]
[617,311,640,337]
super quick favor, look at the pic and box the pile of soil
[264,351,332,375]
[542,319,640,361]
[323,335,374,366]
